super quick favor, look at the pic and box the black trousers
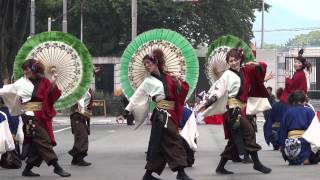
[22,115,58,167]
[69,113,89,159]
[221,110,261,160]
[145,110,188,175]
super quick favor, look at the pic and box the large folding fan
[206,35,255,84]
[120,29,199,99]
[14,31,93,110]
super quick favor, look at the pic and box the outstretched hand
[265,71,275,82]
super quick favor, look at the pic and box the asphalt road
[1,121,320,180]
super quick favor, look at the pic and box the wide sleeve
[207,75,228,99]
[40,78,61,120]
[125,80,150,112]
[0,84,23,116]
[286,71,307,94]
[0,112,15,154]
[125,77,164,124]
[202,77,228,116]
[303,110,320,153]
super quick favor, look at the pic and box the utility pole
[80,1,83,42]
[261,0,264,48]
[132,0,137,40]
[30,0,35,36]
[48,17,52,31]
[62,0,68,33]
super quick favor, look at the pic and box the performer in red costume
[280,49,311,103]
[124,49,193,180]
[2,59,71,177]
[201,48,272,175]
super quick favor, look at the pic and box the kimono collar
[229,68,241,77]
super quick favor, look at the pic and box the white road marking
[54,126,71,133]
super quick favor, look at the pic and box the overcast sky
[252,0,320,46]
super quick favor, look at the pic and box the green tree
[0,0,269,84]
[262,43,283,49]
[286,31,320,47]
[0,0,30,85]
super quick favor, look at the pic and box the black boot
[52,161,71,177]
[176,168,193,180]
[77,158,92,166]
[22,163,40,177]
[71,157,78,165]
[215,158,234,174]
[242,153,253,164]
[142,170,161,180]
[232,156,242,162]
[250,152,271,174]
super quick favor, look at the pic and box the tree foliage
[285,31,320,47]
[262,43,283,49]
[0,0,268,84]
[0,0,30,85]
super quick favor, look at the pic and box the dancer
[69,88,93,166]
[280,49,311,103]
[263,88,284,150]
[124,49,193,180]
[279,90,320,165]
[0,59,71,177]
[200,48,272,174]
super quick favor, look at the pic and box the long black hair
[296,49,311,71]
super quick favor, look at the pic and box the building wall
[256,49,277,94]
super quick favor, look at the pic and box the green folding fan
[120,29,199,99]
[14,31,93,110]
[206,35,255,85]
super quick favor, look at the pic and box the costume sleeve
[279,111,289,147]
[0,111,15,153]
[244,62,269,97]
[125,80,150,112]
[41,79,61,120]
[202,76,228,116]
[285,71,307,94]
[207,76,228,100]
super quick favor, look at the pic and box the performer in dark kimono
[124,49,193,180]
[0,59,71,177]
[201,48,272,174]
[279,90,320,165]
[69,88,93,166]
[263,87,285,150]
